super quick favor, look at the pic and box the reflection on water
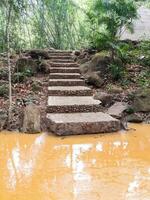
[0,124,150,200]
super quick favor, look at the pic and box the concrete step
[51,59,74,63]
[50,67,80,73]
[47,96,101,113]
[51,63,78,68]
[46,112,120,135]
[49,73,81,79]
[48,86,93,96]
[49,79,85,86]
[49,56,73,60]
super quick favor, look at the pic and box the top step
[49,52,72,57]
[48,50,72,53]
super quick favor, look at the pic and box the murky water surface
[0,124,150,200]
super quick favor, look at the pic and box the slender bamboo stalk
[6,3,12,126]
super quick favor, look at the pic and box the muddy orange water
[0,124,150,200]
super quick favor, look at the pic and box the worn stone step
[49,52,72,56]
[51,63,78,68]
[46,112,120,135]
[49,73,81,79]
[49,50,72,53]
[49,79,85,86]
[47,96,101,113]
[51,59,74,63]
[50,67,80,73]
[48,86,93,96]
[49,56,73,60]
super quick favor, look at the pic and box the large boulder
[27,49,50,59]
[73,50,80,56]
[80,61,91,74]
[127,113,143,123]
[0,109,7,131]
[94,91,113,107]
[107,102,128,119]
[80,52,110,75]
[132,89,150,112]
[91,52,110,72]
[22,104,41,133]
[15,57,38,74]
[84,72,104,88]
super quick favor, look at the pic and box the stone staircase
[46,50,120,135]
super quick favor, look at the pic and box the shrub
[0,85,8,98]
[12,72,25,83]
[88,0,137,58]
[137,71,150,88]
[109,63,125,81]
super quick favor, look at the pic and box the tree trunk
[6,3,12,126]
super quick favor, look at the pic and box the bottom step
[46,112,121,135]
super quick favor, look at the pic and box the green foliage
[126,107,135,114]
[87,0,137,53]
[0,85,8,97]
[116,42,134,62]
[23,68,34,77]
[12,69,33,83]
[109,63,125,81]
[137,70,150,88]
[0,0,147,52]
[117,41,150,66]
[137,41,150,66]
[12,72,25,83]
[0,0,90,51]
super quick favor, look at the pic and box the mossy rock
[15,57,38,74]
[80,52,111,75]
[80,62,91,74]
[85,72,104,88]
[127,113,143,123]
[27,49,50,59]
[91,52,110,71]
[132,89,150,112]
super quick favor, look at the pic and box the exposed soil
[0,52,49,131]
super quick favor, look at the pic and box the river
[0,124,150,200]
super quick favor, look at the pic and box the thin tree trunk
[6,4,12,126]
